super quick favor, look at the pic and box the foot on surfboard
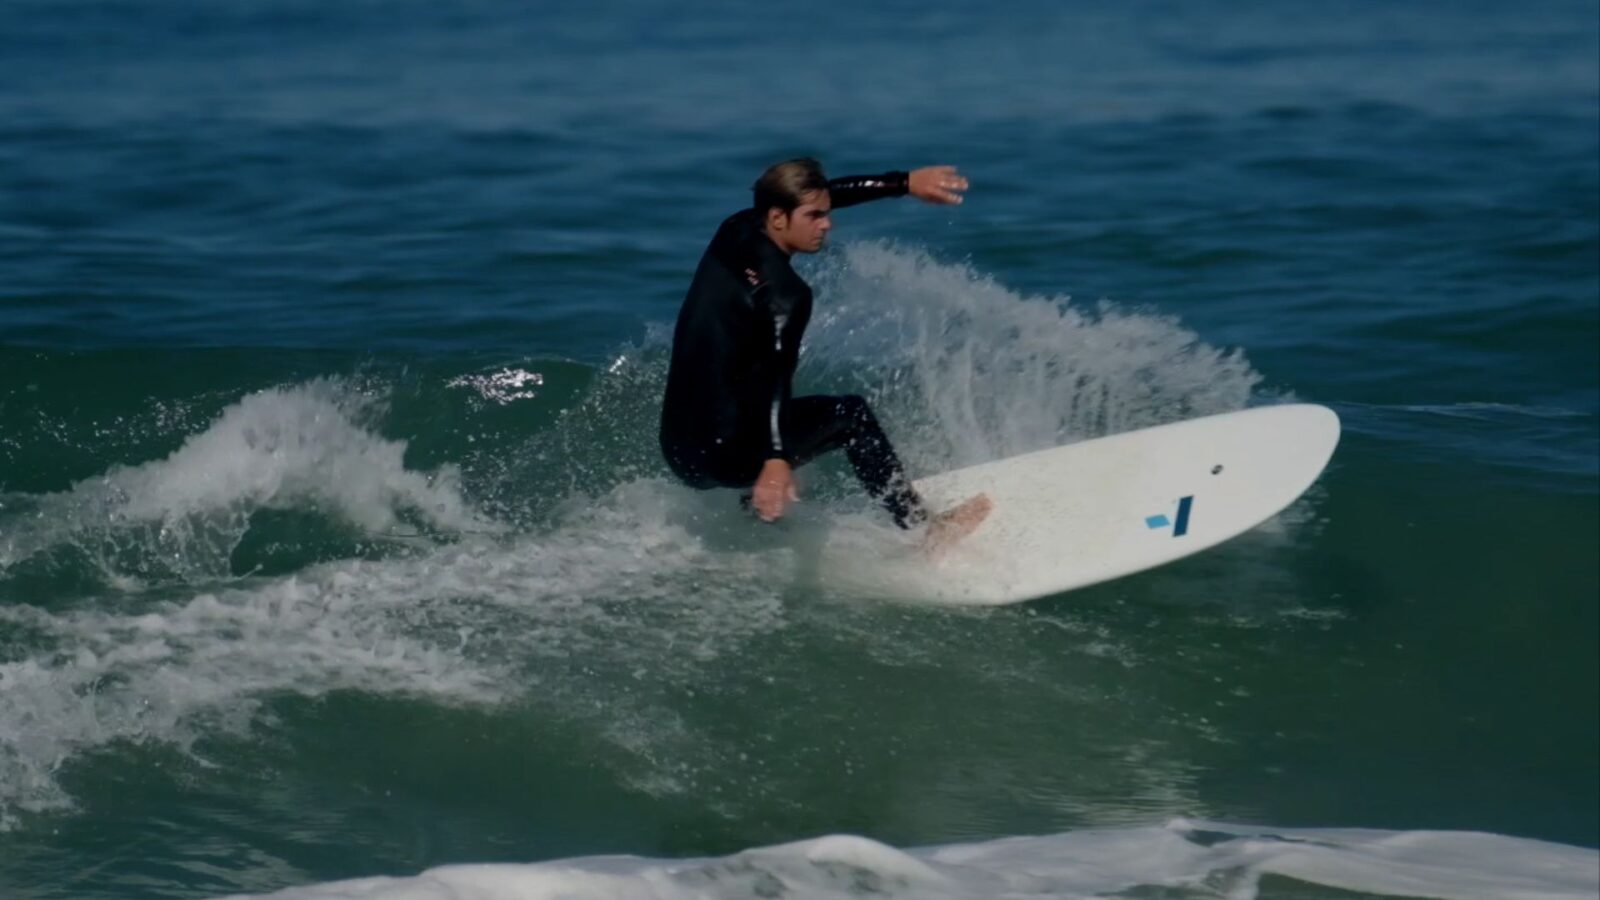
[919,493,992,559]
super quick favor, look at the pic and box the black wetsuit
[659,172,926,528]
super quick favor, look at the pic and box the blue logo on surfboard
[1145,496,1194,537]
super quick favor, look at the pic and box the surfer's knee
[839,394,876,427]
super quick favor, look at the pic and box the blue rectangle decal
[1173,495,1193,537]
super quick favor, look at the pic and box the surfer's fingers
[753,480,793,520]
[909,166,968,205]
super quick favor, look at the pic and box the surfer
[659,158,990,551]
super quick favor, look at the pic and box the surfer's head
[754,158,832,255]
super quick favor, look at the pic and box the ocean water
[1,1,1596,897]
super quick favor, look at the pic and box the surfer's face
[769,190,832,255]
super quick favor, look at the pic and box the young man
[658,158,989,548]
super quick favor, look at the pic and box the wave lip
[230,819,1600,900]
[0,380,495,583]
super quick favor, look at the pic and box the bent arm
[762,297,797,464]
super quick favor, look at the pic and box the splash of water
[804,241,1262,472]
[0,380,495,585]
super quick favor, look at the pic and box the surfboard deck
[821,404,1340,605]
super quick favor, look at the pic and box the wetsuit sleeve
[828,171,910,209]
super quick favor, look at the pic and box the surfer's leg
[785,395,927,529]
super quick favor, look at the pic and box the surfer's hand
[753,459,798,522]
[908,166,967,205]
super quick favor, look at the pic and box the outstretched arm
[829,166,969,209]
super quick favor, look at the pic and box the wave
[230,819,1599,900]
[0,379,495,586]
[0,244,1288,832]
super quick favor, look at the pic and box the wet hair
[752,158,829,217]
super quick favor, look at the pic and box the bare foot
[919,493,993,559]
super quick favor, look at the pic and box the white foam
[229,819,1600,900]
[0,380,495,581]
[804,242,1263,473]
[0,477,789,829]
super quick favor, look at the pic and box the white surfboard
[819,404,1340,605]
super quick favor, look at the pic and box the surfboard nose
[1283,403,1342,467]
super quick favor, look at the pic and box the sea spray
[804,242,1263,474]
[0,380,494,586]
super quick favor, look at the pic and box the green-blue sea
[1,1,1596,897]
